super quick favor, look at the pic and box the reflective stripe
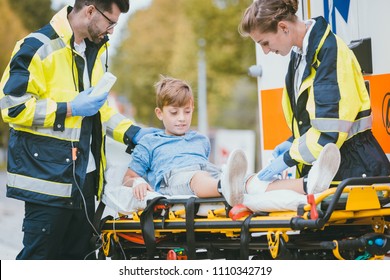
[25,32,51,44]
[7,172,72,197]
[311,119,352,133]
[32,99,47,126]
[0,94,33,109]
[347,116,372,138]
[13,125,81,141]
[311,116,372,138]
[106,113,127,138]
[298,134,316,163]
[26,33,66,60]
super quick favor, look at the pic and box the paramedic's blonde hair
[239,0,299,37]
[155,76,194,109]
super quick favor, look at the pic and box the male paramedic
[0,0,154,259]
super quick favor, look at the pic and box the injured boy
[105,75,341,214]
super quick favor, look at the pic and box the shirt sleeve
[128,142,151,177]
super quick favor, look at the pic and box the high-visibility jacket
[0,6,140,209]
[282,16,372,172]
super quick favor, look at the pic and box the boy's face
[155,101,194,136]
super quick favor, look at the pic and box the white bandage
[246,174,273,195]
[132,177,147,187]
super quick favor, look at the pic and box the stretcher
[97,176,390,260]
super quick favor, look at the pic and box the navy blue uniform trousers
[16,172,97,260]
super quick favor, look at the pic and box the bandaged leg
[241,175,306,212]
[102,184,162,214]
[244,174,273,195]
[243,190,307,212]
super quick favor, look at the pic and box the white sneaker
[306,143,341,194]
[220,149,248,206]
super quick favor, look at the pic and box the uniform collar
[50,6,109,49]
[292,19,316,57]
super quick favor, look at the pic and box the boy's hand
[122,171,153,200]
[133,182,153,201]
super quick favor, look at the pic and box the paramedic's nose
[107,27,115,35]
[261,45,271,54]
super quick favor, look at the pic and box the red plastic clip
[229,204,253,220]
[307,194,318,220]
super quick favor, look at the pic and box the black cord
[104,42,108,72]
[70,142,101,259]
[294,53,302,70]
[70,37,78,91]
[71,158,100,236]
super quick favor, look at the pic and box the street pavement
[0,170,23,260]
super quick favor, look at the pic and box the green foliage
[0,0,53,154]
[112,0,258,130]
[8,0,54,31]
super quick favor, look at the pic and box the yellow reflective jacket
[0,6,139,208]
[282,17,372,169]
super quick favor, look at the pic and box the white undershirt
[292,19,315,101]
[74,41,96,173]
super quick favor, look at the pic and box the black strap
[90,200,113,251]
[93,200,106,232]
[185,197,197,259]
[239,212,264,260]
[140,196,166,259]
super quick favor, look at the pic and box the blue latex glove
[272,140,292,158]
[70,88,109,117]
[132,127,160,144]
[257,155,288,181]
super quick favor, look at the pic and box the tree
[8,0,54,31]
[113,0,197,127]
[112,0,257,129]
[0,0,54,160]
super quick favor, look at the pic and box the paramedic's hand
[272,140,292,158]
[132,127,159,144]
[257,155,288,181]
[70,88,108,117]
[133,181,153,201]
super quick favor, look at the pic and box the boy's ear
[155,107,163,120]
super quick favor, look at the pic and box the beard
[87,22,106,44]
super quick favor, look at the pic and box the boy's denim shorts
[159,163,221,196]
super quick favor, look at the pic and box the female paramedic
[239,0,390,182]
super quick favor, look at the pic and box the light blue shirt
[128,130,211,191]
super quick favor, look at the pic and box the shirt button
[34,153,38,157]
[298,121,303,125]
[66,158,70,163]
[42,228,46,232]
[57,124,62,128]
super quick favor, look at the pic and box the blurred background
[0,0,261,171]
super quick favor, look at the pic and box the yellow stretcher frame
[99,176,390,260]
